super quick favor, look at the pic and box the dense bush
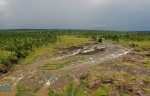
[0,31,58,67]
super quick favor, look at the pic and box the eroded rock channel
[0,42,130,96]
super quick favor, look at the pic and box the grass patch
[48,88,64,96]
[0,50,17,66]
[142,65,150,69]
[16,84,26,96]
[143,88,150,93]
[140,58,150,63]
[21,45,55,65]
[48,82,87,96]
[0,63,6,68]
[56,35,93,48]
[137,51,149,55]
[79,56,87,61]
[116,71,129,76]
[33,86,41,93]
[134,41,150,47]
[41,60,74,70]
[91,66,102,71]
[92,84,109,96]
[143,77,150,84]
[119,40,150,47]
[128,76,136,81]
[123,63,134,67]
[75,82,87,96]
[117,85,131,96]
[0,50,12,58]
[21,56,34,65]
[64,83,74,96]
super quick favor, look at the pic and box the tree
[97,37,102,43]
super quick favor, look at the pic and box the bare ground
[1,42,149,96]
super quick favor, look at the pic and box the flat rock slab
[79,45,106,55]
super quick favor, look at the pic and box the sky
[0,0,150,31]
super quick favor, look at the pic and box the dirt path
[0,42,130,96]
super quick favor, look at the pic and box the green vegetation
[0,31,57,69]
[33,86,41,93]
[75,82,87,96]
[143,88,150,93]
[0,30,150,71]
[48,82,110,96]
[142,65,150,69]
[143,77,150,84]
[79,56,87,61]
[56,35,93,48]
[91,66,102,71]
[117,85,131,96]
[137,51,150,56]
[0,29,150,96]
[22,35,92,65]
[48,82,87,96]
[92,84,109,96]
[116,71,129,76]
[41,60,74,70]
[141,58,150,63]
[48,88,64,96]
[16,84,26,96]
[64,83,74,96]
[123,63,134,67]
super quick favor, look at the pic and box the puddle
[0,86,11,90]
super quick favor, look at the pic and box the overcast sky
[0,0,150,31]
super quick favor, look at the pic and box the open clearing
[0,31,150,96]
[0,41,133,96]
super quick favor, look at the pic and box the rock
[135,91,142,96]
[124,85,133,93]
[87,81,102,89]
[101,78,114,84]
[0,66,10,73]
[79,74,88,80]
[80,49,95,54]
[79,45,106,55]
[96,46,106,51]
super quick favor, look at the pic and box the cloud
[0,0,150,30]
[0,0,7,6]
